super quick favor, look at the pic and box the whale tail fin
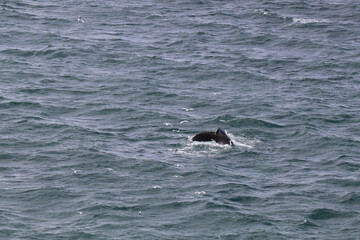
[216,128,226,135]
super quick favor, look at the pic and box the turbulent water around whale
[1,1,359,239]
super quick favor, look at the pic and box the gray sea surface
[1,0,360,239]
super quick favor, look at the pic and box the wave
[319,177,360,188]
[341,192,360,205]
[308,208,350,220]
[337,161,360,172]
[0,100,42,109]
[208,115,283,128]
[228,195,260,204]
[1,47,81,59]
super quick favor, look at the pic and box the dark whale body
[192,128,233,146]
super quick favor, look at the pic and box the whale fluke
[192,128,233,146]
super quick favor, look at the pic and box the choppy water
[1,0,360,239]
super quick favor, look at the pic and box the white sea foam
[227,133,259,149]
[174,138,232,157]
[163,122,173,127]
[190,140,232,149]
[180,120,189,125]
[173,175,183,178]
[175,163,184,168]
[72,169,81,174]
[255,8,329,26]
[256,9,271,16]
[195,191,206,195]
[291,17,329,24]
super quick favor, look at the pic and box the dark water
[1,0,360,239]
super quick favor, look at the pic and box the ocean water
[1,0,360,239]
